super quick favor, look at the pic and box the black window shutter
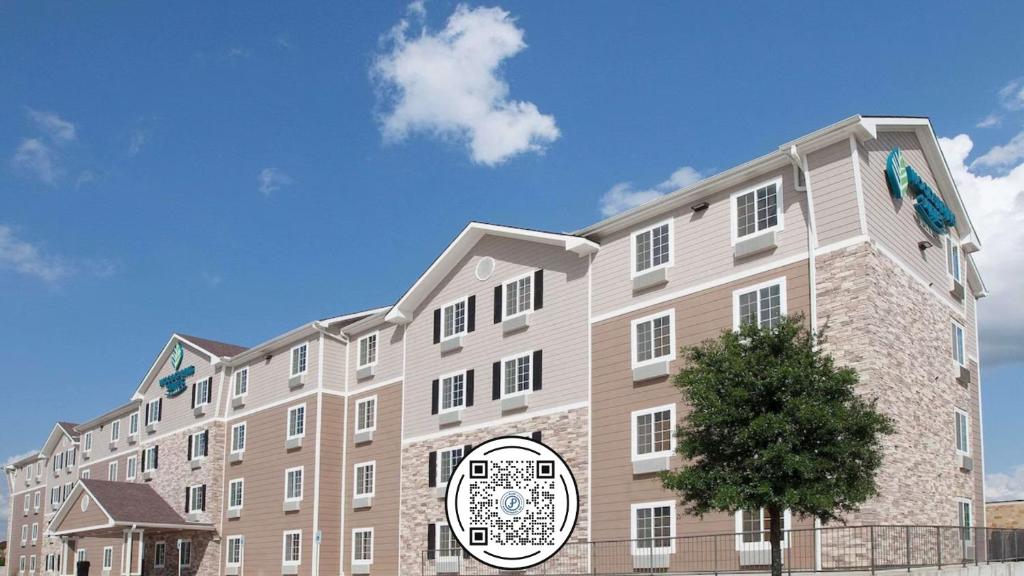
[465,370,475,407]
[427,524,436,560]
[493,285,502,323]
[467,296,476,332]
[191,383,196,409]
[492,361,501,400]
[532,350,543,391]
[428,452,437,487]
[203,431,210,456]
[187,436,193,461]
[185,487,190,513]
[154,445,159,469]
[433,309,441,344]
[431,379,439,415]
[463,444,472,457]
[144,405,150,426]
[534,270,544,310]
[158,398,163,421]
[531,431,542,443]
[201,485,207,511]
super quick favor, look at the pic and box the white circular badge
[444,436,579,570]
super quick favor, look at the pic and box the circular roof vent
[475,257,496,281]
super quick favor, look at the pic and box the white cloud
[11,138,58,185]
[976,114,1000,129]
[999,79,1024,111]
[971,130,1024,169]
[939,131,1024,364]
[372,2,559,166]
[26,108,77,143]
[599,166,703,217]
[0,225,117,284]
[987,465,1024,501]
[258,167,292,196]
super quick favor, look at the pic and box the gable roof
[132,333,246,400]
[384,222,599,324]
[48,479,211,536]
[40,422,79,457]
[175,334,247,357]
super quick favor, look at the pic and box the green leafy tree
[660,314,893,576]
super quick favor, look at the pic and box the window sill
[229,452,244,464]
[288,374,305,390]
[227,508,241,520]
[632,267,668,292]
[351,561,372,575]
[353,495,373,509]
[632,455,671,475]
[633,360,671,383]
[440,335,464,355]
[193,405,207,418]
[502,313,530,334]
[354,429,374,445]
[500,393,529,413]
[356,364,376,380]
[734,230,778,259]
[286,436,303,451]
[438,410,463,426]
[283,500,301,513]
[632,552,671,569]
[231,395,246,409]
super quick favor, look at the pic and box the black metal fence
[422,525,1024,575]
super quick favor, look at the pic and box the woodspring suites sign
[158,341,194,398]
[885,147,957,234]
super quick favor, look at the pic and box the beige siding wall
[8,485,46,576]
[589,165,809,319]
[346,322,405,394]
[316,393,344,576]
[342,383,403,575]
[320,336,348,393]
[56,490,109,532]
[80,453,131,483]
[46,435,79,489]
[139,343,220,438]
[809,138,862,246]
[222,336,322,419]
[403,235,591,438]
[80,413,133,467]
[591,260,811,542]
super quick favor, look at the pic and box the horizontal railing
[422,525,1024,575]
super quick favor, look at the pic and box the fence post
[937,526,942,570]
[870,526,876,576]
[589,541,595,575]
[713,534,719,576]
[906,526,912,572]
[786,531,792,576]
[975,527,979,566]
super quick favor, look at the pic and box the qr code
[468,459,556,546]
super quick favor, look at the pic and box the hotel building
[5,116,987,575]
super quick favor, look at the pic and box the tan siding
[321,336,348,393]
[347,322,404,394]
[590,166,810,319]
[223,336,322,418]
[592,260,810,543]
[809,139,861,246]
[57,490,110,532]
[317,394,344,576]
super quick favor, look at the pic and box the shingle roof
[177,334,248,357]
[57,422,80,438]
[80,479,188,525]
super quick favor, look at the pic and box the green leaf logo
[885,148,909,199]
[170,341,184,371]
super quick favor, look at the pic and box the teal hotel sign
[885,147,956,234]
[159,341,194,398]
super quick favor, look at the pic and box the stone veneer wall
[398,407,589,575]
[988,502,1024,529]
[816,243,982,527]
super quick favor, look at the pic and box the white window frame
[947,235,962,283]
[128,412,139,436]
[435,524,460,560]
[19,556,26,572]
[226,536,244,567]
[355,396,377,434]
[154,542,166,569]
[143,446,158,471]
[126,456,137,481]
[502,272,535,320]
[110,420,121,443]
[437,446,464,488]
[732,277,788,331]
[107,461,117,481]
[228,478,244,511]
[233,367,248,398]
[21,524,28,545]
[353,461,375,498]
[631,218,674,278]
[630,309,676,368]
[29,555,36,573]
[83,431,93,453]
[439,370,468,413]
[194,378,211,406]
[500,351,533,399]
[734,508,792,550]
[631,404,677,461]
[189,430,208,462]
[76,550,87,564]
[630,501,676,554]
[31,523,38,543]
[146,399,161,424]
[957,498,973,542]
[955,408,970,455]
[187,485,205,514]
[287,404,306,440]
[357,332,379,370]
[290,343,308,377]
[284,466,304,502]
[952,321,967,368]
[24,493,30,514]
[102,547,113,570]
[282,530,302,566]
[440,296,469,341]
[177,540,191,568]
[730,177,784,244]
[352,528,374,564]
[231,422,247,454]
[33,491,40,512]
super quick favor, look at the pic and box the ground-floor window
[102,547,113,570]
[154,542,165,568]
[283,531,302,565]
[178,541,191,567]
[437,525,459,559]
[352,528,374,563]
[226,536,244,566]
[631,501,675,553]
[958,499,973,542]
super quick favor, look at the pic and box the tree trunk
[768,505,784,576]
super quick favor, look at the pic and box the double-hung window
[735,509,792,545]
[21,525,28,545]
[352,529,373,564]
[187,485,206,513]
[231,423,247,454]
[358,333,378,369]
[957,500,973,542]
[632,405,675,460]
[440,372,466,412]
[734,279,786,330]
[177,541,191,568]
[126,456,137,481]
[354,462,375,498]
[154,543,165,568]
[356,397,376,433]
[33,491,40,512]
[189,431,209,461]
[502,353,532,397]
[226,536,244,567]
[102,547,113,570]
[952,322,966,368]
[110,420,120,443]
[83,432,93,453]
[142,446,159,472]
[233,368,248,398]
[108,461,118,481]
[228,479,244,510]
[442,298,467,340]
[436,525,458,559]
[504,274,533,318]
[31,523,38,543]
[128,413,139,437]
[632,310,675,367]
[285,467,303,502]
[631,502,675,553]
[76,550,87,564]
[734,179,782,240]
[290,343,308,377]
[438,447,464,487]
[194,378,211,406]
[632,220,673,275]
[29,555,36,573]
[287,405,306,439]
[282,531,302,566]
[947,236,962,283]
[24,494,30,514]
[955,409,970,455]
[146,399,162,425]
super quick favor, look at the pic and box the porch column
[135,530,145,576]
[61,536,69,576]
[121,530,132,576]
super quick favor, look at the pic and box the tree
[660,314,893,576]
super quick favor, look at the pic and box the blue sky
[2,1,1023,530]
